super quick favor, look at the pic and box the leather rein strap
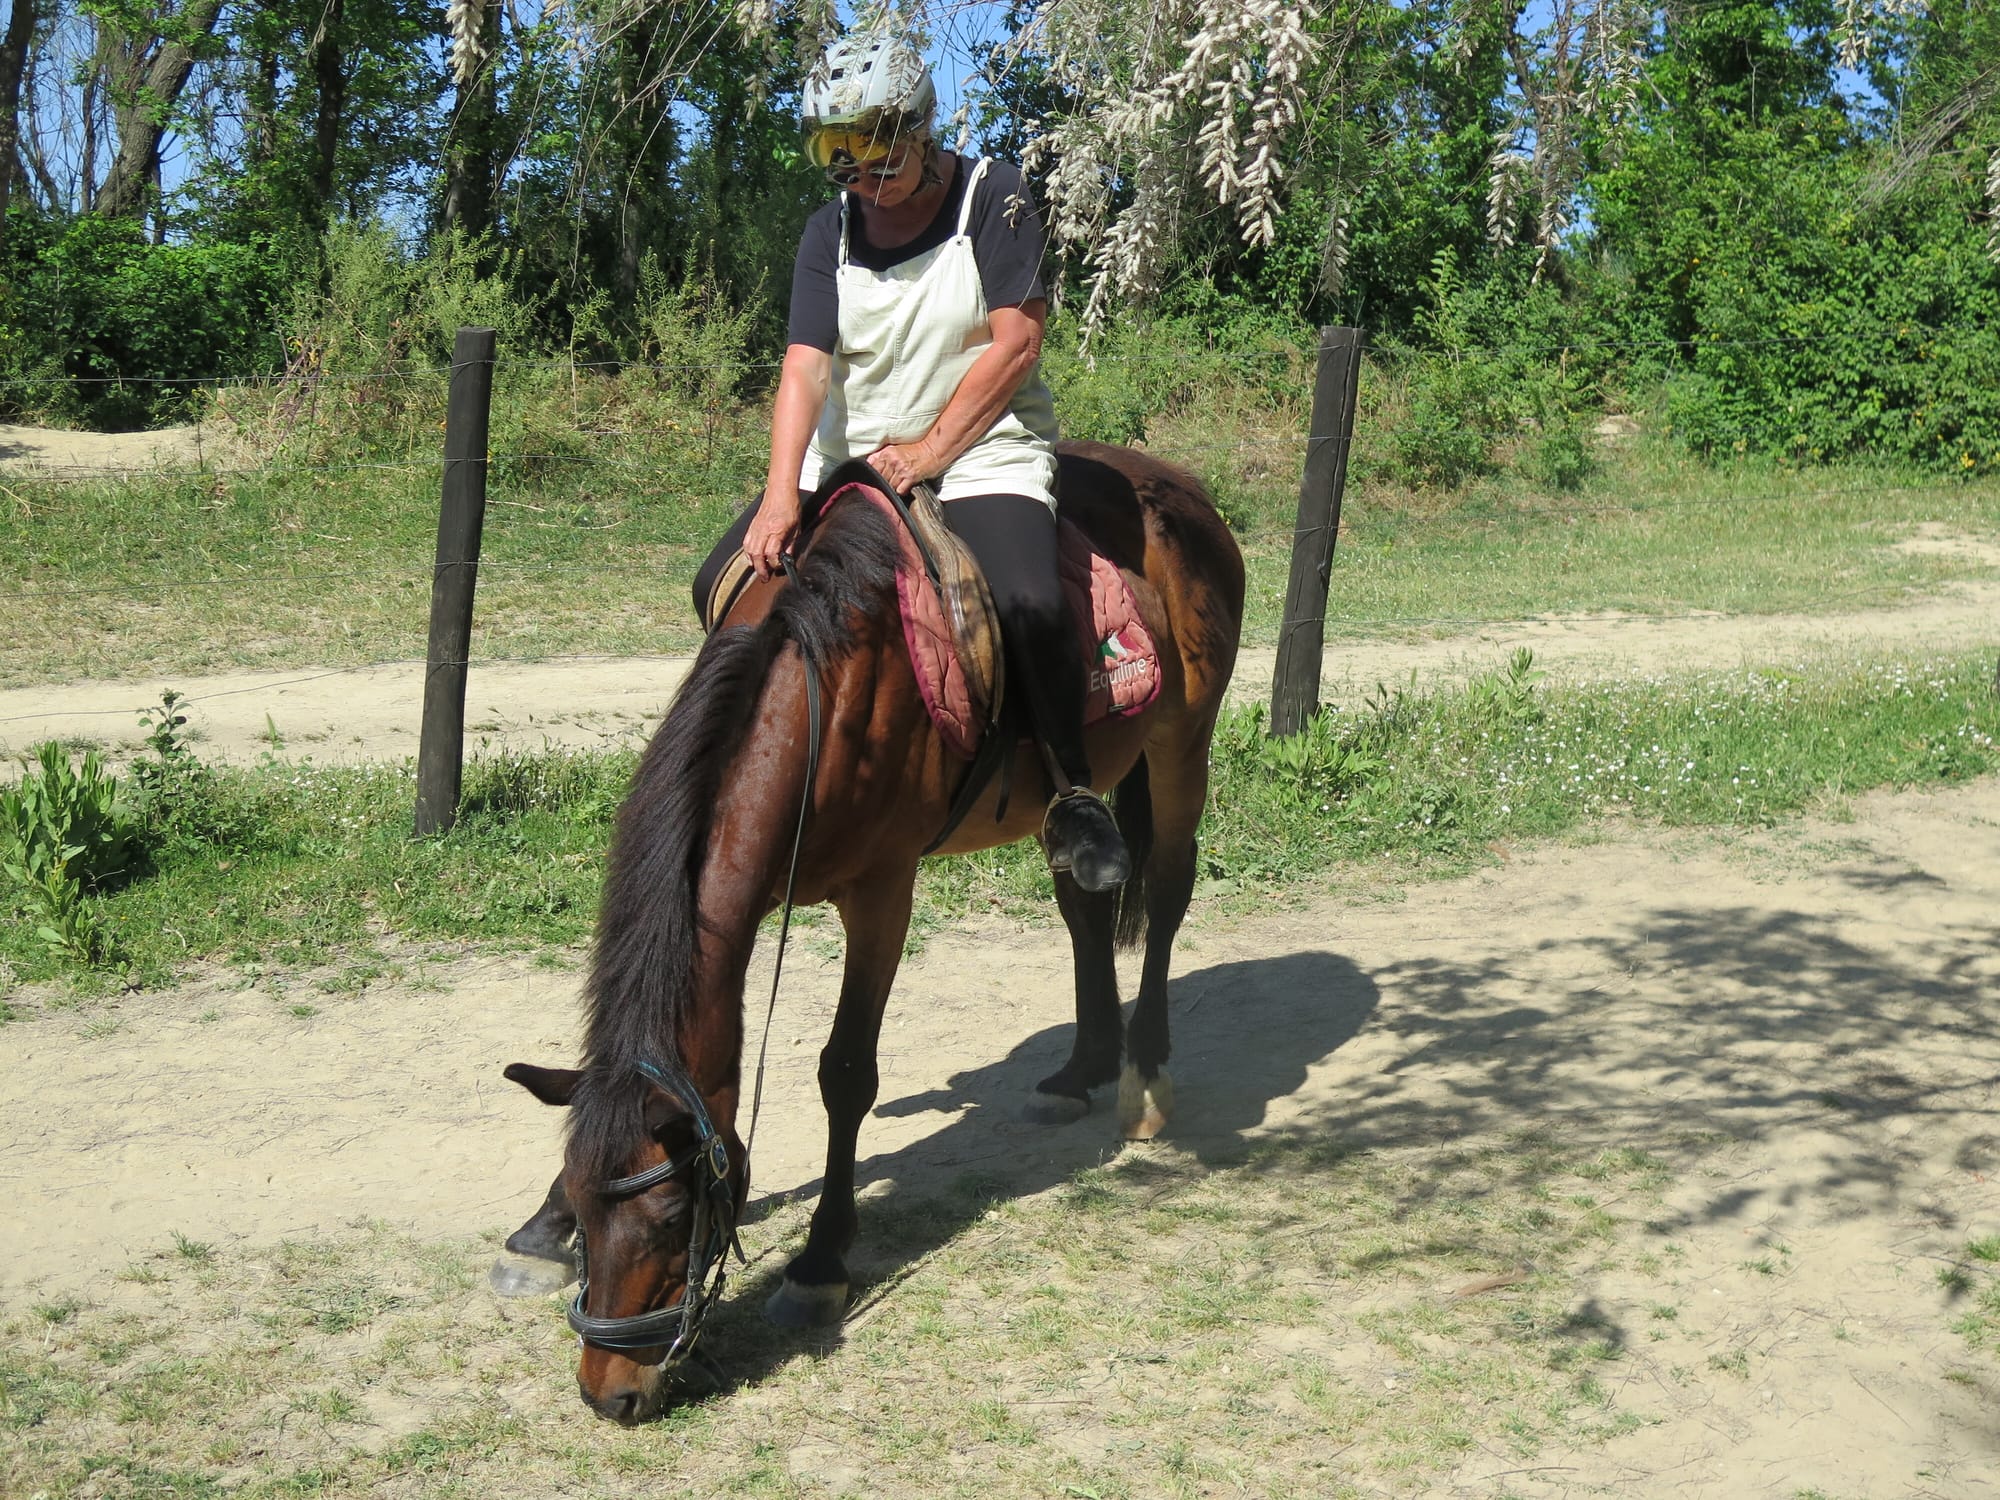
[568,557,826,1364]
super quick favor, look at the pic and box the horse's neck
[680,640,825,1113]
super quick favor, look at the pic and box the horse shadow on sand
[677,948,1380,1397]
[676,880,2000,1411]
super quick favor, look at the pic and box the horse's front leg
[766,870,915,1329]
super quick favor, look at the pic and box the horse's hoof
[765,1277,849,1329]
[488,1250,573,1299]
[1023,1089,1091,1125]
[1118,1064,1173,1141]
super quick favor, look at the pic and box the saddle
[699,462,1160,842]
[698,467,1007,749]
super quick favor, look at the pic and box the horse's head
[506,1058,746,1424]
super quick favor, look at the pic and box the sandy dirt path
[0,421,229,474]
[7,570,1999,767]
[4,776,1998,1496]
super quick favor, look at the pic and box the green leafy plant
[1256,707,1387,800]
[131,690,255,851]
[1465,649,1548,728]
[1,742,137,965]
[1529,426,1594,492]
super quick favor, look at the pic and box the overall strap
[956,157,992,237]
[837,192,851,264]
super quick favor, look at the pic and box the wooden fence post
[1269,326,1364,737]
[414,326,496,836]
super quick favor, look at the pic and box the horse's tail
[1112,754,1153,950]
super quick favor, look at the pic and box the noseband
[566,1058,744,1363]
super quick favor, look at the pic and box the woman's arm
[865,299,1047,494]
[744,343,832,577]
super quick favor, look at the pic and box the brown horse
[501,441,1243,1422]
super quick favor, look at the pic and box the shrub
[130,691,260,852]
[1,743,138,965]
[1372,254,1600,492]
[0,211,287,428]
[1527,426,1594,492]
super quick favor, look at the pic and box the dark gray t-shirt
[787,155,1049,353]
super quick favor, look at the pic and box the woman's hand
[864,438,941,495]
[742,489,802,579]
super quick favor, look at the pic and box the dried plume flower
[448,0,491,86]
[1833,0,1928,67]
[1485,134,1532,252]
[1987,144,2000,266]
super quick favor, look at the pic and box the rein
[566,552,825,1365]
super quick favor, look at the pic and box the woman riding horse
[494,32,1244,1424]
[713,29,1130,888]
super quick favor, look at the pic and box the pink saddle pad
[842,486,1162,758]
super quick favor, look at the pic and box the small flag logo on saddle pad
[1094,627,1149,690]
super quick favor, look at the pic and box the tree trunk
[251,43,278,162]
[309,0,346,221]
[80,45,99,209]
[609,20,676,309]
[0,0,39,248]
[440,0,501,239]
[95,0,226,221]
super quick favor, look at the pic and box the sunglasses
[824,156,910,187]
[809,127,900,170]
[808,120,925,186]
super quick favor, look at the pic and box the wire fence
[11,569,1948,737]
[4,335,1996,730]
[3,308,1994,394]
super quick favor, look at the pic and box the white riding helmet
[802,32,936,171]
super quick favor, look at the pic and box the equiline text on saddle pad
[840,482,1162,758]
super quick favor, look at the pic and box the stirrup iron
[1041,786,1131,893]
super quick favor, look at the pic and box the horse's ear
[504,1062,581,1106]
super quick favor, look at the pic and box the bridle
[567,545,830,1367]
[566,1057,745,1362]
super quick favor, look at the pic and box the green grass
[0,369,764,686]
[1944,1236,2000,1358]
[6,649,1997,993]
[6,362,1999,687]
[0,1130,1689,1498]
[1232,443,2000,645]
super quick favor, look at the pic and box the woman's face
[840,140,926,209]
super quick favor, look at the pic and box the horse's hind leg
[1025,872,1124,1123]
[1120,744,1205,1140]
[487,1173,577,1297]
[767,873,914,1330]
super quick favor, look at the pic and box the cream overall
[801,156,1061,508]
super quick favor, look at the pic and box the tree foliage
[0,0,1994,468]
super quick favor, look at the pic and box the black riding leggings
[690,491,1091,791]
[941,493,1090,792]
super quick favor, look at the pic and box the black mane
[567,495,903,1183]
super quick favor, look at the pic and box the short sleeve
[787,202,843,353]
[969,161,1048,312]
